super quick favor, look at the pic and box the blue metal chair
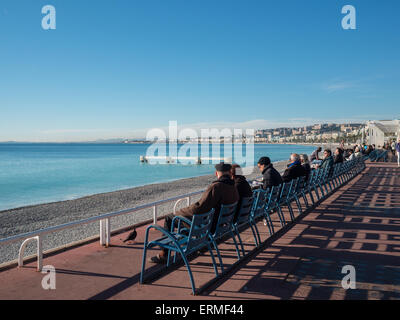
[209,202,239,273]
[262,186,280,235]
[305,170,317,205]
[277,181,294,222]
[292,176,306,215]
[249,189,269,247]
[232,196,254,257]
[140,209,217,295]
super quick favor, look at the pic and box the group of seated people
[150,148,342,264]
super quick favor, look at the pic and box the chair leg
[167,249,172,267]
[234,226,246,257]
[253,221,262,247]
[277,205,286,226]
[314,186,320,201]
[211,238,225,273]
[179,249,196,295]
[249,220,260,247]
[295,196,302,215]
[308,189,315,205]
[207,243,219,277]
[230,230,241,261]
[140,244,148,284]
[264,211,275,235]
[302,192,309,208]
[286,202,295,221]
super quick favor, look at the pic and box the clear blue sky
[1,0,399,141]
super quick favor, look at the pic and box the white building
[367,120,400,147]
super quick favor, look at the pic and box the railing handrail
[0,189,204,246]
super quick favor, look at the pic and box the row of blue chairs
[140,156,366,295]
[366,149,388,162]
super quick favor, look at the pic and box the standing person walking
[396,138,400,167]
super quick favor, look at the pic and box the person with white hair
[282,153,307,183]
[300,154,311,180]
[354,146,362,158]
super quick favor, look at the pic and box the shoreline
[0,142,337,213]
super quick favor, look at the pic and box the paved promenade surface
[0,162,399,300]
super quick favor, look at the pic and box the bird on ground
[123,228,137,243]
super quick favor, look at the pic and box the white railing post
[37,236,43,272]
[18,236,43,271]
[100,220,105,246]
[153,206,158,225]
[105,218,111,247]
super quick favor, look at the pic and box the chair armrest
[171,216,193,233]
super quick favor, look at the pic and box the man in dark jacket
[282,153,307,183]
[257,157,283,190]
[231,164,253,222]
[319,149,334,176]
[334,147,344,164]
[150,162,239,264]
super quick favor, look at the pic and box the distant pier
[139,156,233,164]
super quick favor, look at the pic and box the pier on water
[140,156,233,164]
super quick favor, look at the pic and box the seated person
[282,153,307,183]
[310,147,322,164]
[150,162,239,264]
[318,149,334,176]
[300,154,311,180]
[354,146,362,157]
[346,149,355,161]
[231,164,253,222]
[257,157,283,190]
[334,147,344,164]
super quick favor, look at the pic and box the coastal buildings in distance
[123,120,400,145]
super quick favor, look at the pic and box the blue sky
[0,0,399,141]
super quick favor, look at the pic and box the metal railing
[0,189,205,271]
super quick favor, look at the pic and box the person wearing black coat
[334,147,344,164]
[231,164,253,222]
[282,153,307,183]
[300,154,311,181]
[257,157,283,190]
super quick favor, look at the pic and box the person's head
[290,153,300,163]
[323,149,332,158]
[257,157,271,172]
[215,162,232,178]
[230,164,243,178]
[335,147,343,155]
[355,146,360,153]
[317,147,322,152]
[348,149,353,155]
[300,154,309,164]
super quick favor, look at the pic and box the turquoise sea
[0,143,316,211]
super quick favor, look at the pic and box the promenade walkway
[0,162,399,300]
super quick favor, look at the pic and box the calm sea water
[0,143,316,211]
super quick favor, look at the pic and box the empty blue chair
[140,209,217,295]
